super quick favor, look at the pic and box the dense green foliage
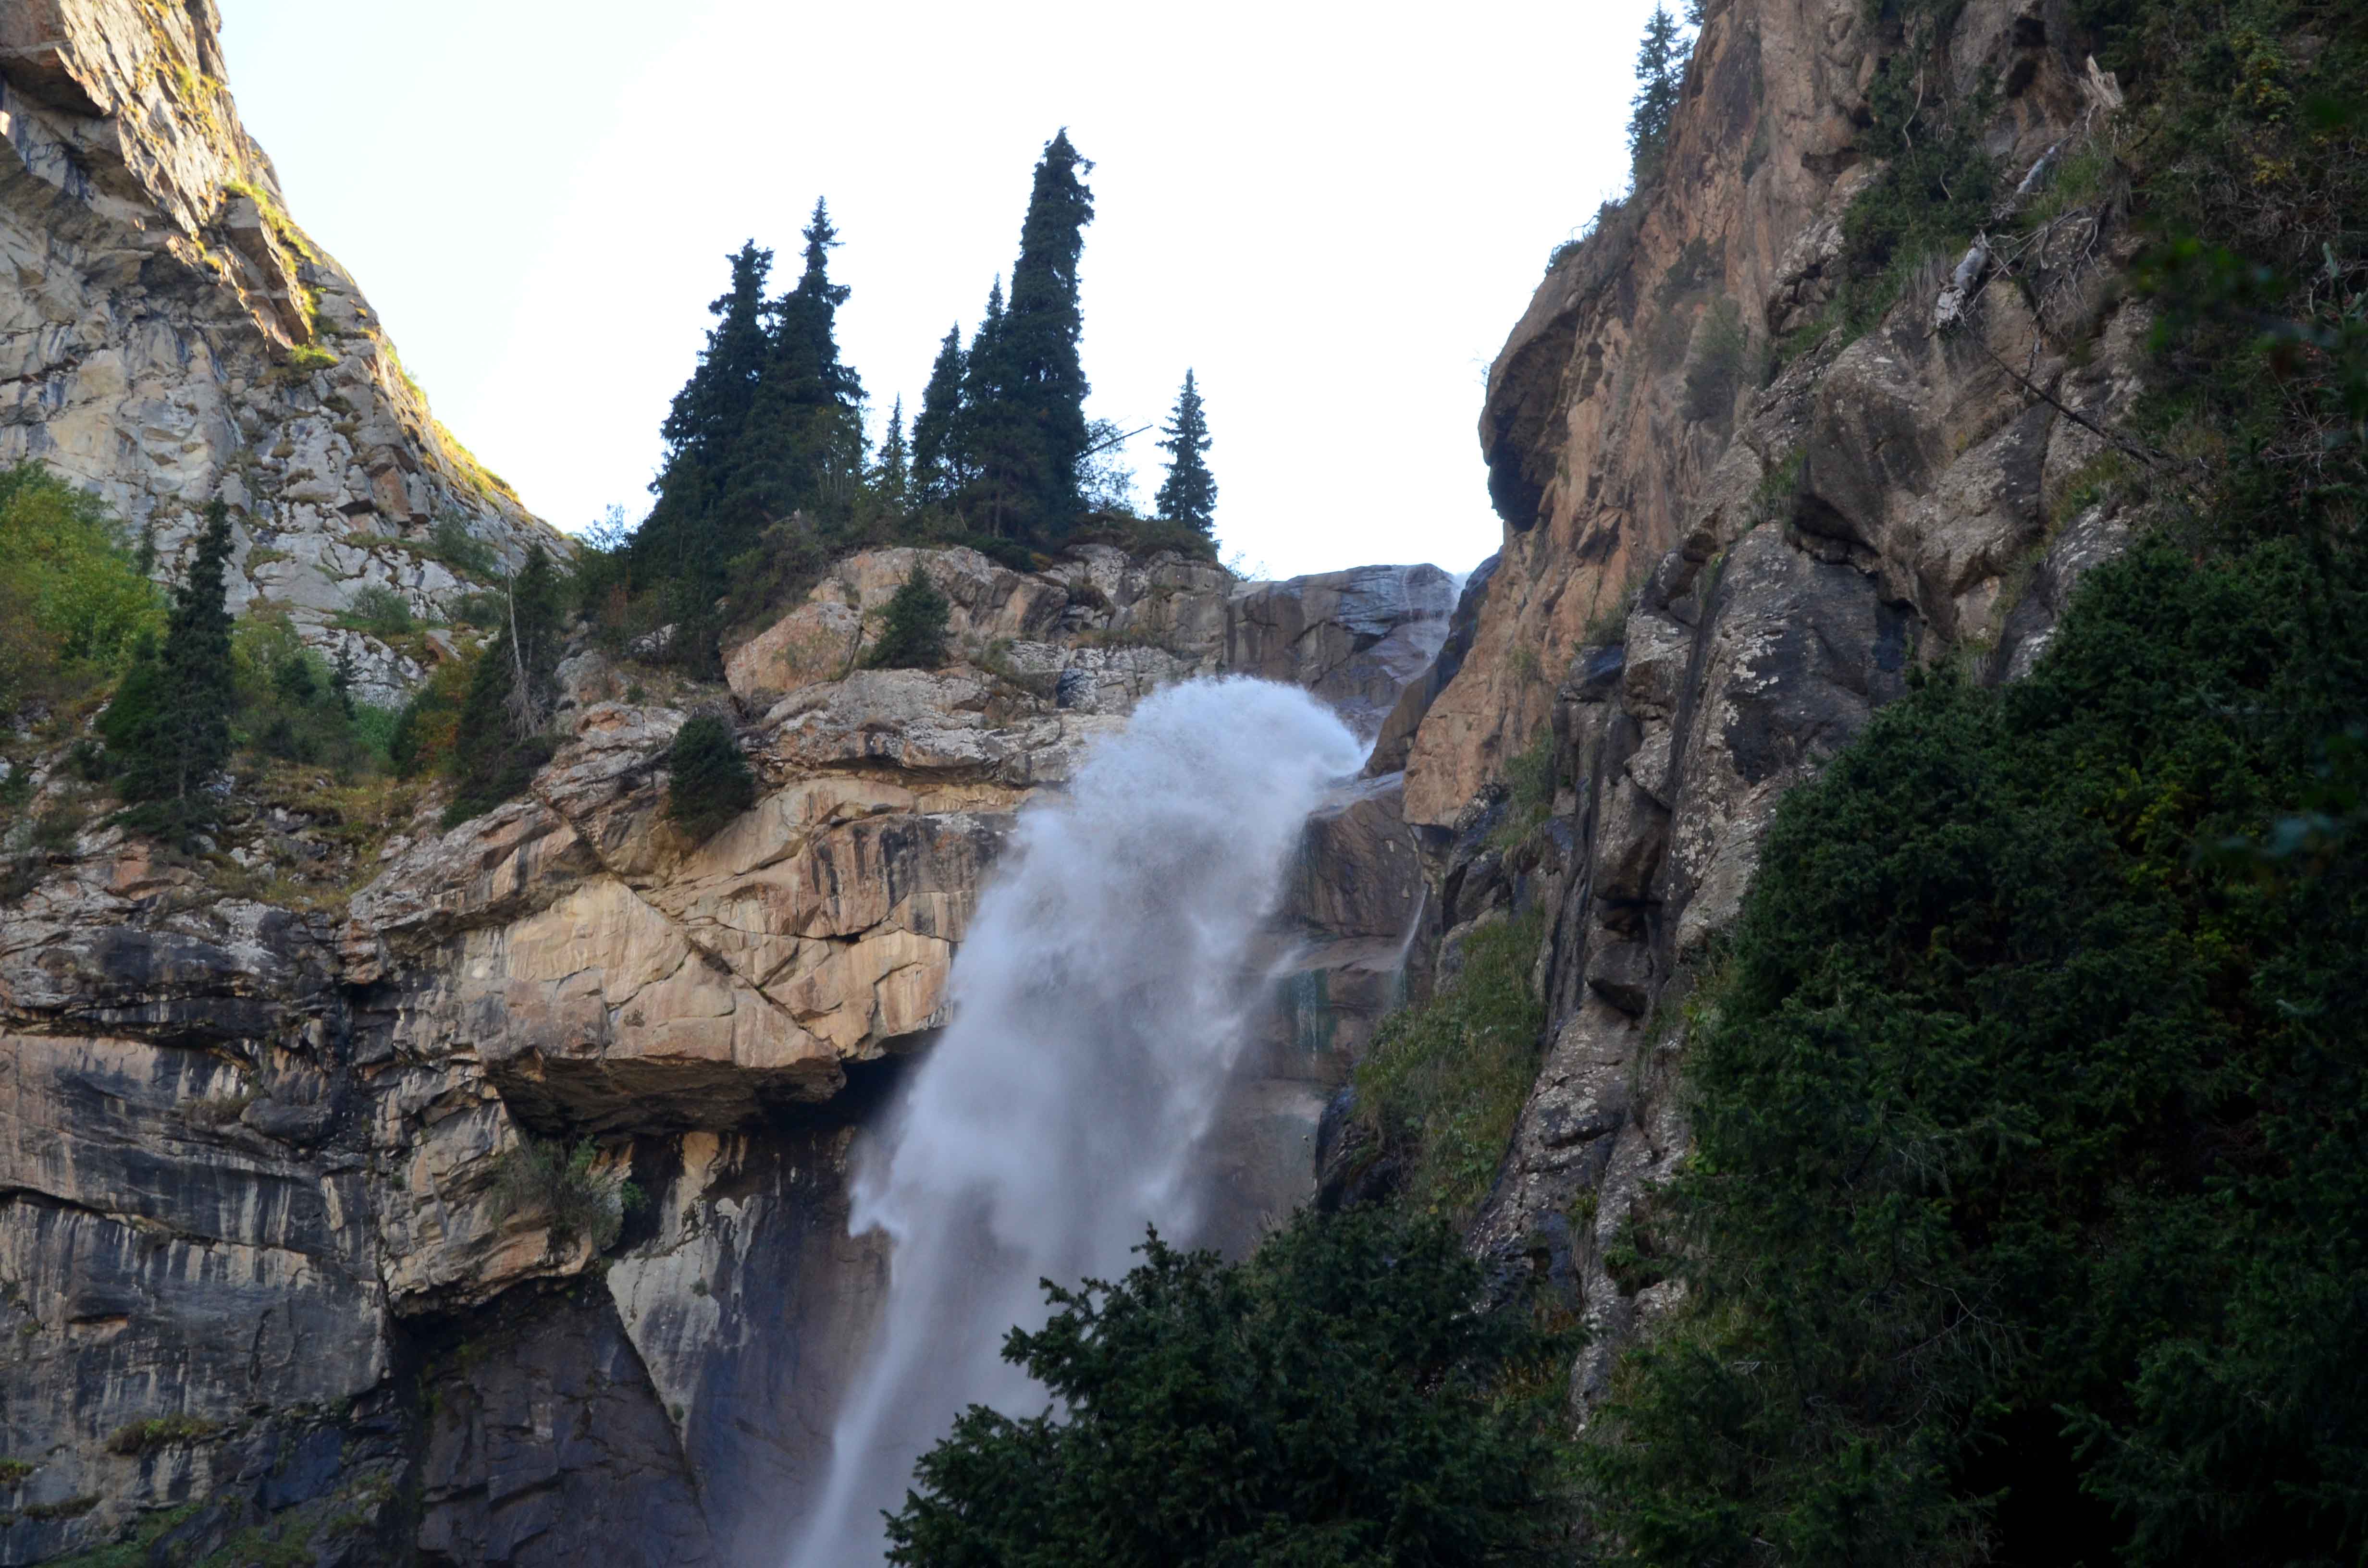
[865,566,951,671]
[1588,527,2368,1562]
[884,1208,1573,1567]
[912,325,969,506]
[232,612,390,775]
[1351,909,1549,1222]
[0,462,162,716]
[1584,4,2368,1559]
[665,714,756,841]
[106,501,237,836]
[1153,368,1217,532]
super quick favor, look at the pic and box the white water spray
[790,677,1365,1564]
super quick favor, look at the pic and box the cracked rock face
[0,0,563,704]
[0,532,1455,1562]
[1370,0,2154,1421]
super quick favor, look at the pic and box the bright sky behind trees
[216,0,1652,578]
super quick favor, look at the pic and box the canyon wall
[0,541,1452,1566]
[1372,0,2152,1411]
[0,0,562,703]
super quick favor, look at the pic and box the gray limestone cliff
[0,0,563,704]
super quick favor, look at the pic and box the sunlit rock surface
[0,0,563,703]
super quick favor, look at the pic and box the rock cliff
[0,540,1448,1565]
[1373,0,2153,1413]
[0,0,562,703]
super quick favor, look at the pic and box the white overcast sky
[215,1,1653,580]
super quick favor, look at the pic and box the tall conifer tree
[637,242,773,590]
[988,129,1095,543]
[754,197,865,525]
[912,326,967,504]
[111,500,236,831]
[950,133,1095,543]
[1628,6,1688,187]
[957,277,1028,532]
[447,543,567,823]
[1154,369,1217,534]
[871,396,911,512]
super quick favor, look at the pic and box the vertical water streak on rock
[790,677,1365,1565]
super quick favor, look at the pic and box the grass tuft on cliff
[1351,907,1548,1222]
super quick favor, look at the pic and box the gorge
[2,0,2364,1564]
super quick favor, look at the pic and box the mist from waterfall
[790,677,1365,1565]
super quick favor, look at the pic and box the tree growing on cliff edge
[1153,369,1216,534]
[959,132,1095,543]
[871,396,911,514]
[911,326,968,505]
[107,499,235,835]
[865,564,950,670]
[636,240,773,599]
[666,713,757,841]
[1628,5,1689,188]
[750,197,866,522]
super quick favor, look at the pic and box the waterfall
[789,677,1365,1565]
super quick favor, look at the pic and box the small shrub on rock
[865,566,950,670]
[489,1137,642,1251]
[666,715,756,841]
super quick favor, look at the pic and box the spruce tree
[753,198,865,527]
[1628,6,1688,187]
[911,326,967,505]
[985,129,1095,544]
[111,500,236,833]
[871,396,912,514]
[636,242,774,594]
[1153,369,1217,534]
[865,565,950,670]
[956,276,1026,532]
[666,713,758,841]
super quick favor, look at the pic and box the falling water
[790,677,1366,1565]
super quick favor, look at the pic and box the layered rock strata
[0,541,1445,1565]
[0,0,562,701]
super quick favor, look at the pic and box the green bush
[1681,298,1753,423]
[665,714,756,841]
[1491,730,1558,850]
[865,565,950,670]
[885,1207,1574,1565]
[0,461,163,716]
[489,1137,642,1251]
[428,514,499,578]
[1352,908,1547,1220]
[227,612,385,779]
[338,584,414,637]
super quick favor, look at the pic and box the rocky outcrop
[0,532,1450,1563]
[0,0,562,701]
[1402,0,2127,825]
[1227,565,1458,740]
[1372,0,2155,1419]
